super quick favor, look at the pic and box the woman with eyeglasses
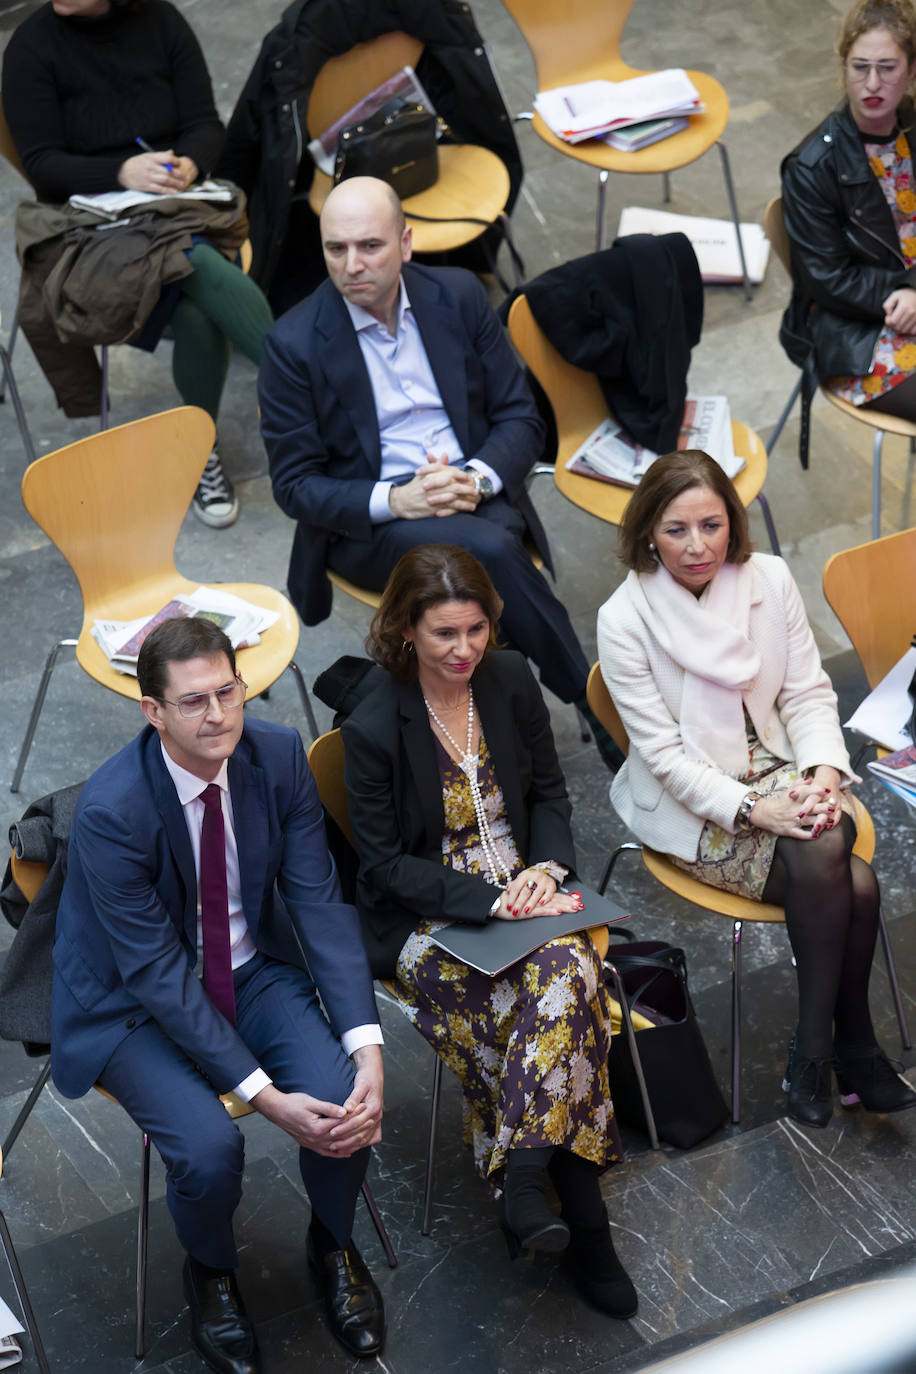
[781,0,916,422]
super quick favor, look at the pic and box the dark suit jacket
[51,716,378,1099]
[259,261,550,626]
[341,651,576,978]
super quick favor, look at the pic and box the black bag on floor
[606,941,727,1149]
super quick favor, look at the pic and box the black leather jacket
[780,102,916,381]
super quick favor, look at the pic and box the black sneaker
[193,446,239,528]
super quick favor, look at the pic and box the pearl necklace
[422,685,512,888]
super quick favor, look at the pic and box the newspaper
[69,179,233,221]
[617,205,771,285]
[91,587,280,676]
[535,70,701,144]
[0,1296,23,1369]
[566,396,742,489]
[868,744,916,794]
[307,66,438,176]
[845,645,916,752]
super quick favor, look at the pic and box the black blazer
[341,651,576,978]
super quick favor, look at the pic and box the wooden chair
[0,1147,51,1373]
[306,31,512,259]
[501,0,750,293]
[823,528,916,692]
[507,293,781,552]
[765,196,916,541]
[307,726,658,1227]
[586,662,911,1123]
[4,852,397,1362]
[10,405,318,794]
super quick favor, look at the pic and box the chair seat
[75,582,300,702]
[529,67,730,174]
[820,385,916,439]
[309,144,511,253]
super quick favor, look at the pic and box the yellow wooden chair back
[307,32,424,137]
[823,529,916,691]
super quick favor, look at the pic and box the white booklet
[617,205,771,284]
[535,69,701,144]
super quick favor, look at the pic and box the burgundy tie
[199,783,236,1024]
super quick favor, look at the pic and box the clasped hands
[118,150,198,195]
[388,453,481,520]
[253,1043,383,1158]
[493,868,585,921]
[749,766,843,840]
[882,286,916,334]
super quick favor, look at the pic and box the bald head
[320,176,412,331]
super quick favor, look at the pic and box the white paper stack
[92,586,281,676]
[535,70,702,144]
[617,205,770,284]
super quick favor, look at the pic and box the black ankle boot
[834,1043,916,1114]
[501,1157,570,1256]
[783,1035,833,1128]
[567,1208,638,1319]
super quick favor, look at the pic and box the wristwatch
[471,470,494,501]
[735,792,760,829]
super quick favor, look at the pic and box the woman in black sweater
[3,0,273,527]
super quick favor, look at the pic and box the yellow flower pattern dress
[833,129,916,404]
[393,733,621,1189]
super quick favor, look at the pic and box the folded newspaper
[69,179,233,221]
[91,587,280,676]
[566,396,742,489]
[0,1296,23,1369]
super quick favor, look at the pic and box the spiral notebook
[428,883,629,975]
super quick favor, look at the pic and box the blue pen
[135,136,174,173]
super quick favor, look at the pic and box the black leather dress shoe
[782,1036,833,1129]
[183,1257,260,1374]
[834,1043,916,1113]
[307,1228,386,1358]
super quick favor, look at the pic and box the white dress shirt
[345,278,502,522]
[161,745,382,1103]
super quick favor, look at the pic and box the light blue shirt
[344,278,503,523]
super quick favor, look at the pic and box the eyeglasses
[846,59,908,84]
[160,677,248,718]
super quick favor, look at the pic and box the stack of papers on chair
[566,396,742,489]
[617,205,770,284]
[603,116,689,151]
[91,587,280,676]
[868,745,916,807]
[535,70,702,144]
[69,179,233,220]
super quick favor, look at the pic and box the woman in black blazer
[342,545,636,1320]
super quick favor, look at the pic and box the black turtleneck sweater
[2,0,224,202]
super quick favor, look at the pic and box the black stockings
[760,814,880,1059]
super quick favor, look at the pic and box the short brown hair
[617,450,752,573]
[366,545,503,680]
[837,0,916,61]
[137,617,237,700]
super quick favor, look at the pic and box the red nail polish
[524,906,530,914]
[569,891,582,900]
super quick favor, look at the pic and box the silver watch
[471,470,494,501]
[735,792,760,829]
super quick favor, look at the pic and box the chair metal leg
[421,1056,443,1236]
[0,299,20,402]
[0,346,37,465]
[605,962,659,1150]
[1,1059,51,1161]
[766,375,803,456]
[755,491,782,556]
[360,1178,398,1268]
[0,1209,51,1374]
[285,659,320,742]
[136,1132,150,1361]
[11,639,78,793]
[877,908,912,1051]
[716,141,752,300]
[595,169,609,251]
[598,842,642,897]
[100,345,110,431]
[731,919,743,1124]
[662,170,671,204]
[872,430,883,541]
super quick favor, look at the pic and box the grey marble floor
[2,0,916,1369]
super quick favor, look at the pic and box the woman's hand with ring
[494,868,584,919]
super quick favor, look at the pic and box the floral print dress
[832,129,916,405]
[393,733,620,1189]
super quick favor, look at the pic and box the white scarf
[628,560,760,776]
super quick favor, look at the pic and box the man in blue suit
[258,175,593,715]
[52,618,385,1374]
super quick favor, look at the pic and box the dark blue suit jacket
[259,261,550,626]
[51,716,378,1099]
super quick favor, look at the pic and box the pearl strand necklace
[422,685,512,888]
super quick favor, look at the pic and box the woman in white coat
[598,450,914,1128]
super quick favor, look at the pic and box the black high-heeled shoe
[567,1207,638,1319]
[500,1169,570,1257]
[834,1044,916,1114]
[782,1035,833,1128]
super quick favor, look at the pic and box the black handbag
[334,99,438,200]
[606,941,728,1149]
